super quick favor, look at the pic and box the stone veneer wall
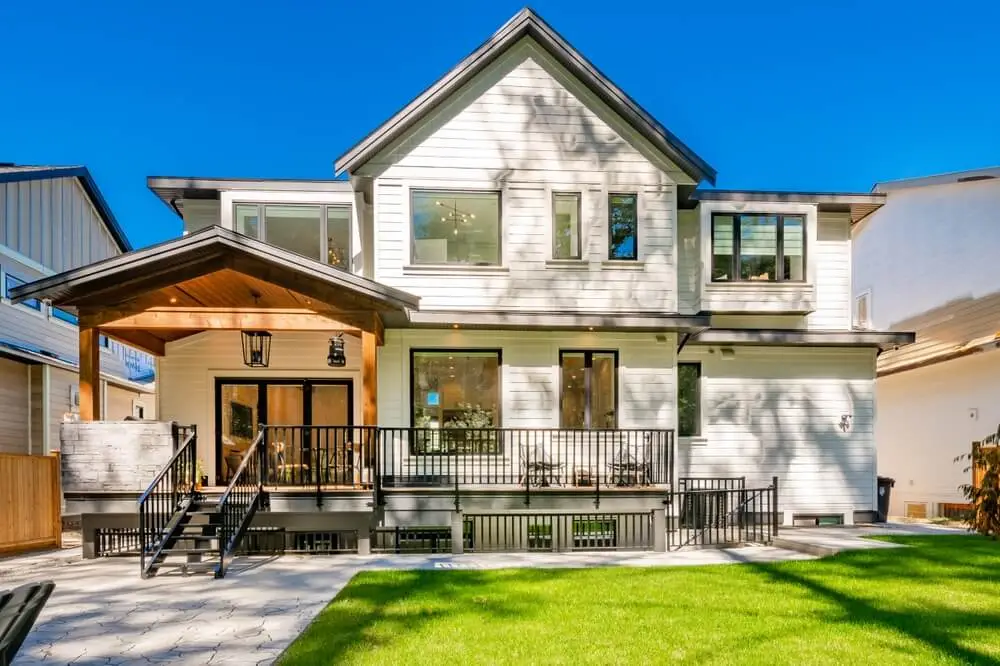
[60,421,177,493]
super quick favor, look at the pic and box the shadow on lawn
[744,536,1000,665]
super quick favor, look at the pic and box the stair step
[150,561,218,574]
[164,547,218,555]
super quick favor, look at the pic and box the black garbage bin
[876,476,895,522]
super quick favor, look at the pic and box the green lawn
[279,536,1000,665]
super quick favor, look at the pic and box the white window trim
[228,199,354,269]
[699,201,818,286]
[1,267,46,319]
[547,186,585,262]
[855,290,872,330]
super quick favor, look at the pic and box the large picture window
[232,203,352,269]
[411,350,501,453]
[411,190,501,266]
[560,351,618,429]
[712,213,805,282]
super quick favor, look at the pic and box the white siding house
[854,167,1000,518]
[0,166,155,454]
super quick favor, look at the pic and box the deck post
[78,327,101,421]
[451,510,464,555]
[362,332,378,426]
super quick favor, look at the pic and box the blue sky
[1,0,997,250]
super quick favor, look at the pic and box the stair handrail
[216,426,266,578]
[138,425,198,579]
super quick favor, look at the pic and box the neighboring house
[0,165,156,455]
[12,9,912,566]
[853,166,1000,519]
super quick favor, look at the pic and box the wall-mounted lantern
[327,333,346,367]
[241,330,272,368]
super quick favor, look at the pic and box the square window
[552,192,581,260]
[608,194,637,260]
[411,191,501,266]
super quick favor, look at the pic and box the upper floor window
[712,213,805,282]
[233,203,351,269]
[411,190,501,266]
[3,273,41,311]
[552,192,582,260]
[560,350,617,428]
[51,306,78,326]
[608,194,638,260]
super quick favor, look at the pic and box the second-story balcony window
[711,213,805,282]
[411,190,501,266]
[234,203,351,270]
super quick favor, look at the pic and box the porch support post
[451,511,464,555]
[653,507,666,552]
[362,331,378,426]
[79,327,101,422]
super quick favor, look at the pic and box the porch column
[362,331,378,425]
[79,327,101,421]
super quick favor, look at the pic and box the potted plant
[443,403,497,454]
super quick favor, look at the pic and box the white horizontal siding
[676,210,699,315]
[679,345,877,514]
[369,40,679,314]
[182,200,221,235]
[0,177,119,272]
[809,212,852,329]
[379,329,677,429]
[0,357,29,454]
[159,331,365,483]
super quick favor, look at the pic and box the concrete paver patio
[0,522,966,665]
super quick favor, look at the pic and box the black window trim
[231,201,353,269]
[559,349,620,429]
[409,346,504,433]
[409,188,503,267]
[710,212,807,283]
[607,192,638,261]
[552,191,582,260]
[678,361,702,438]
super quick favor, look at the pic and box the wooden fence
[0,453,61,555]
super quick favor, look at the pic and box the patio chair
[0,580,55,666]
[518,442,565,487]
[607,433,652,487]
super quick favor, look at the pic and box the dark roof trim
[9,225,420,313]
[147,176,354,216]
[401,310,710,331]
[691,189,886,206]
[334,8,715,184]
[691,328,915,350]
[0,166,131,252]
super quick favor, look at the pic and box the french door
[215,379,352,484]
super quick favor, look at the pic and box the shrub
[957,442,1000,539]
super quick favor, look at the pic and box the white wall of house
[854,178,1000,329]
[0,176,120,272]
[366,40,683,314]
[678,345,877,517]
[378,328,677,430]
[875,349,1000,517]
[159,331,364,482]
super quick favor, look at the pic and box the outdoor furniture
[0,581,55,666]
[607,435,652,487]
[519,443,565,487]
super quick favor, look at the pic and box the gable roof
[334,8,716,184]
[872,166,1000,193]
[0,165,132,252]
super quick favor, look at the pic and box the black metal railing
[137,425,197,579]
[380,428,673,508]
[216,428,265,579]
[95,528,141,557]
[373,526,456,554]
[262,425,380,491]
[464,511,656,553]
[667,476,779,550]
[678,476,746,492]
[171,422,195,451]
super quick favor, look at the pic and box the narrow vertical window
[552,192,581,260]
[608,194,637,260]
[678,362,701,437]
[326,205,351,269]
[234,204,260,238]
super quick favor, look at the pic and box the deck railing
[254,426,673,508]
[217,428,265,578]
[137,426,197,578]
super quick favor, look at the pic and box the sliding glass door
[215,379,352,484]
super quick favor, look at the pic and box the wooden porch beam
[101,330,167,357]
[89,308,364,333]
[362,331,378,426]
[78,328,101,421]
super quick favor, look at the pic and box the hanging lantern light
[241,330,272,368]
[327,333,346,367]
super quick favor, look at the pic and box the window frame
[231,202,352,269]
[854,290,871,330]
[607,193,638,261]
[551,191,582,260]
[50,306,79,327]
[559,349,619,429]
[408,348,503,454]
[2,271,42,311]
[710,212,807,283]
[677,362,702,438]
[409,188,503,267]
